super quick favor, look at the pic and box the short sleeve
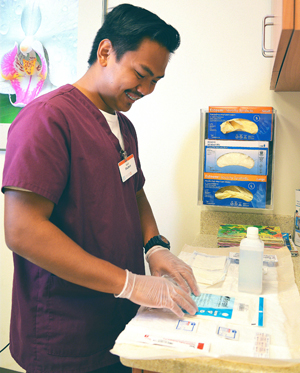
[2,101,70,204]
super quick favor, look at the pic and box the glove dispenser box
[207,106,273,141]
[198,107,276,211]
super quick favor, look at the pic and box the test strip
[258,297,264,327]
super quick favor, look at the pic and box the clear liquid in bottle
[238,227,264,294]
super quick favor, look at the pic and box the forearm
[136,188,159,245]
[15,222,124,293]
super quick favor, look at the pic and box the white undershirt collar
[100,110,124,150]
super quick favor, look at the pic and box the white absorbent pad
[111,246,300,366]
[178,251,230,287]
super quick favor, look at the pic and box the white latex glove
[115,270,198,318]
[146,246,200,296]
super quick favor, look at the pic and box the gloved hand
[146,246,200,296]
[115,270,198,318]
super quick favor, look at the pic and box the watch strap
[144,235,170,254]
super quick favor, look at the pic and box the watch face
[159,235,169,244]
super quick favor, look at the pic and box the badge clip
[120,149,128,160]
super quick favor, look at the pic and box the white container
[238,227,264,294]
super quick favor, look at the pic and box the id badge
[118,154,137,182]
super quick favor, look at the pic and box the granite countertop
[121,234,300,373]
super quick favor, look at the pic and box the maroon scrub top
[2,85,145,372]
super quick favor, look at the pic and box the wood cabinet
[269,0,300,91]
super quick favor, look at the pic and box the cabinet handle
[262,15,274,58]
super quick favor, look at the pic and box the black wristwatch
[144,235,170,254]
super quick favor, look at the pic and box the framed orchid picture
[0,0,79,149]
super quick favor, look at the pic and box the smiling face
[96,38,170,114]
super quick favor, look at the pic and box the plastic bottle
[238,227,264,294]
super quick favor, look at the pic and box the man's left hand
[146,247,200,296]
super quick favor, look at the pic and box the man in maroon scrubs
[2,4,199,373]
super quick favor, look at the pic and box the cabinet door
[270,0,294,89]
[275,0,300,90]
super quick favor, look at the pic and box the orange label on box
[209,106,273,114]
[204,173,267,182]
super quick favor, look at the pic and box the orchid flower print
[0,0,78,109]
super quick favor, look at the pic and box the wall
[108,0,300,253]
[1,0,300,370]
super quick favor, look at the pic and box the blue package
[189,293,235,319]
[282,232,292,251]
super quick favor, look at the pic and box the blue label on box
[203,175,267,208]
[207,112,273,141]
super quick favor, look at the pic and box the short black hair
[88,3,180,65]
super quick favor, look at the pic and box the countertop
[192,234,300,290]
[120,234,300,373]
